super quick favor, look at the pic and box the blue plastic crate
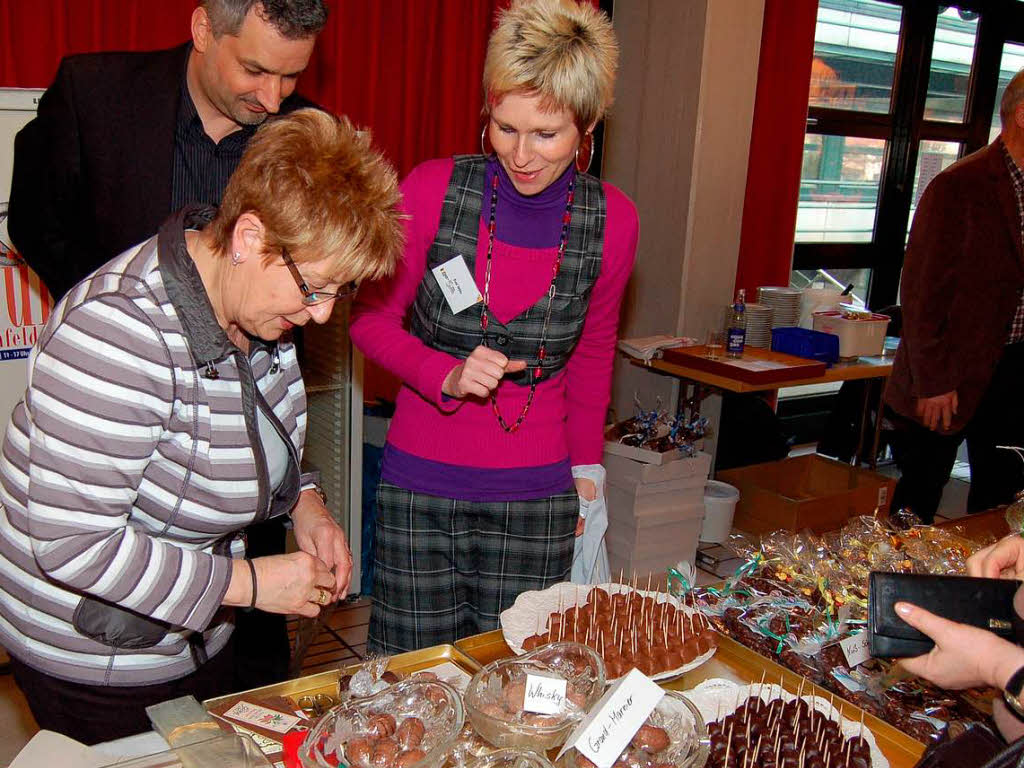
[771,327,840,367]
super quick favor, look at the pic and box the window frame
[794,0,1024,310]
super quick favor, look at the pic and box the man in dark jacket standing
[8,0,329,690]
[8,0,325,301]
[886,68,1024,524]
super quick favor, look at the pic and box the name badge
[432,255,482,315]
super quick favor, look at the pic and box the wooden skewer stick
[859,709,865,740]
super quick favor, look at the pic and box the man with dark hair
[8,0,328,691]
[8,0,327,301]
[886,68,1024,524]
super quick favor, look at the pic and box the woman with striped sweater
[0,110,403,743]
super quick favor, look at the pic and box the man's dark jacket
[8,43,313,300]
[886,140,1024,434]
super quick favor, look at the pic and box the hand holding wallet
[869,571,1023,658]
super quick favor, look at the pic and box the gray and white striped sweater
[0,209,311,686]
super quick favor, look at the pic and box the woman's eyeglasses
[281,248,357,306]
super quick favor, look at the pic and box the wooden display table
[627,347,894,468]
[203,628,926,768]
[456,630,926,768]
[650,346,892,393]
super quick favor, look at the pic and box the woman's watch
[1004,665,1024,721]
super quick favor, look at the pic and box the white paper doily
[683,678,889,768]
[499,582,716,681]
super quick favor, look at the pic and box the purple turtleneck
[482,156,575,249]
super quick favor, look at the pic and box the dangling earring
[231,251,241,266]
[481,124,495,157]
[575,132,595,174]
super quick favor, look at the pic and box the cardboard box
[604,450,712,486]
[715,454,894,534]
[602,451,711,587]
[606,485,705,524]
[603,438,689,465]
[607,519,701,585]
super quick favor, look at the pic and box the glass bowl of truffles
[299,678,464,768]
[465,642,606,752]
[555,689,708,768]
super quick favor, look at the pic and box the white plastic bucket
[701,480,740,543]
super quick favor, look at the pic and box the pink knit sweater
[351,157,637,474]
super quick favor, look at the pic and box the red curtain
[734,0,818,297]
[0,0,512,400]
[0,0,505,179]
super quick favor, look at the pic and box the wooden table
[629,346,894,467]
[456,630,926,768]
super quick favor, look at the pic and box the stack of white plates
[745,303,773,347]
[757,286,801,328]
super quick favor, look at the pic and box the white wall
[605,0,765,454]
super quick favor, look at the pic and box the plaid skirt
[368,481,579,654]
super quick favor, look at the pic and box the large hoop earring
[575,132,595,174]
[481,124,495,157]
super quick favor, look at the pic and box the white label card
[524,672,567,715]
[840,630,871,668]
[557,668,665,768]
[222,701,301,734]
[432,255,482,315]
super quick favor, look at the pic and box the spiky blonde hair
[483,0,618,130]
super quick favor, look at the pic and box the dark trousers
[10,639,235,745]
[890,342,1024,524]
[234,517,290,690]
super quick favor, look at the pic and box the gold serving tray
[456,630,926,768]
[204,642,481,711]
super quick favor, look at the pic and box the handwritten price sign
[840,631,871,668]
[558,669,665,768]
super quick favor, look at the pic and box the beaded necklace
[480,169,577,433]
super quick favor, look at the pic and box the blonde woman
[352,0,637,653]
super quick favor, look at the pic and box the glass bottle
[725,289,747,358]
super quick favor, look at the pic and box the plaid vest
[410,155,605,384]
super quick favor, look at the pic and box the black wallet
[869,571,1022,658]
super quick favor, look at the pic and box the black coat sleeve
[8,59,103,301]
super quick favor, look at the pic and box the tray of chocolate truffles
[685,679,885,768]
[299,678,464,768]
[691,519,996,742]
[501,578,717,681]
